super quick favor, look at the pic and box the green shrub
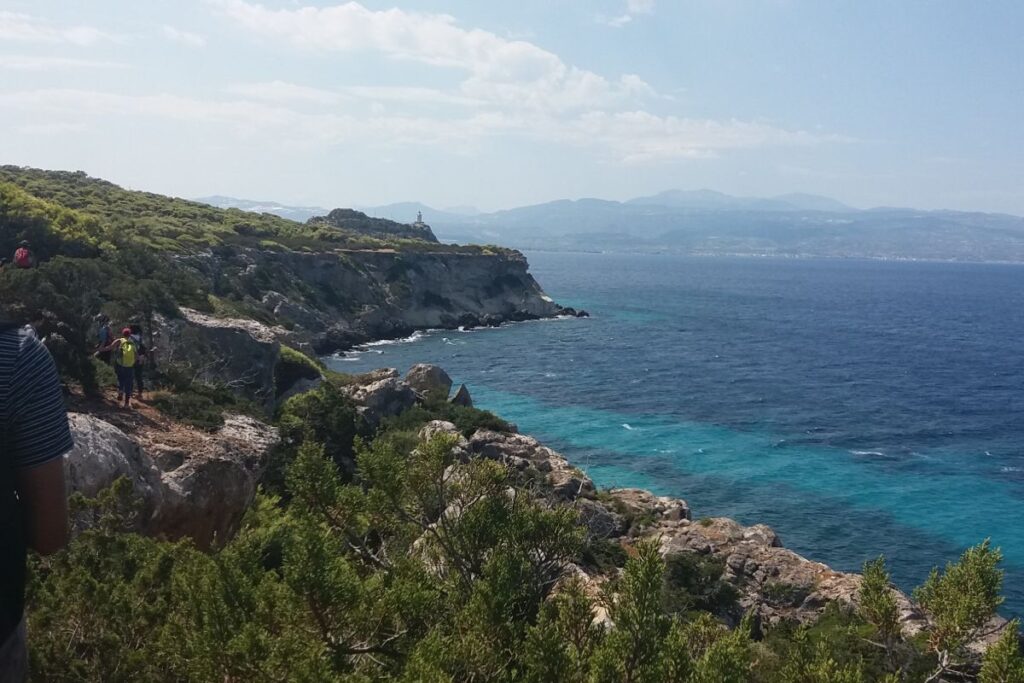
[268,382,364,493]
[663,551,739,615]
[150,390,226,431]
[380,397,512,437]
[274,345,324,398]
[580,537,629,574]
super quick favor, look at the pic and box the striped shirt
[0,326,74,469]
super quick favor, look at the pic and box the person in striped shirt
[0,324,72,682]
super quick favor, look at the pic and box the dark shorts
[0,618,27,683]
[115,364,134,397]
[97,350,112,364]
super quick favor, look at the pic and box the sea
[326,251,1024,615]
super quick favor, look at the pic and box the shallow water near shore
[327,252,1024,616]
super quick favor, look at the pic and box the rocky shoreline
[64,360,977,642]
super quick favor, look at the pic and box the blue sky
[1,0,1022,213]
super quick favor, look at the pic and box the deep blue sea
[327,252,1024,615]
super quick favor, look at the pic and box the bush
[267,382,364,494]
[150,391,226,431]
[380,396,513,437]
[274,345,323,398]
[663,551,739,615]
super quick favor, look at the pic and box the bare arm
[16,458,68,555]
[95,338,121,354]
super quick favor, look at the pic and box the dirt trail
[66,389,227,458]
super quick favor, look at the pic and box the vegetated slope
[0,166,444,253]
[0,166,566,393]
[28,366,1023,682]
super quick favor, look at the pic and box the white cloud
[227,80,482,107]
[213,0,652,113]
[17,121,89,135]
[0,55,128,70]
[0,87,842,163]
[161,25,207,47]
[600,15,633,28]
[627,0,656,15]
[227,80,343,104]
[0,11,114,46]
[566,111,838,163]
[598,0,655,28]
[0,2,844,166]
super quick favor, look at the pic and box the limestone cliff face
[183,246,567,353]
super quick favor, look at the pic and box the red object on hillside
[13,247,31,269]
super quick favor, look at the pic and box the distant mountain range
[197,190,1024,263]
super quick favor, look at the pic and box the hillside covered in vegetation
[0,166,568,395]
[2,166,1023,682]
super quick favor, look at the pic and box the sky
[1,0,1022,214]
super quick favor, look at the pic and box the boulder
[65,412,278,549]
[419,420,460,440]
[405,364,453,400]
[450,383,473,407]
[607,488,691,523]
[353,368,401,384]
[157,457,257,549]
[467,430,596,502]
[152,414,278,549]
[65,413,164,527]
[349,377,418,427]
[576,498,627,539]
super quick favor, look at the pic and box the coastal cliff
[178,244,567,354]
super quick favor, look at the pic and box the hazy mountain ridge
[198,191,1024,262]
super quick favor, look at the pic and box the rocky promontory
[178,244,571,355]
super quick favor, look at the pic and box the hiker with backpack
[0,322,72,680]
[128,324,152,401]
[12,243,33,270]
[95,315,113,365]
[96,327,139,409]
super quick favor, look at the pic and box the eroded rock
[154,308,283,411]
[65,412,278,549]
[405,364,453,400]
[65,413,164,527]
[347,377,418,428]
[450,383,473,407]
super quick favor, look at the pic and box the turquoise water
[328,253,1024,615]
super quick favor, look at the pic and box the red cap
[122,327,132,336]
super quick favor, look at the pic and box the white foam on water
[622,423,635,431]
[360,330,428,348]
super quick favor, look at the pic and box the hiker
[128,324,151,401]
[97,327,138,408]
[12,243,32,270]
[95,315,113,365]
[0,322,72,681]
